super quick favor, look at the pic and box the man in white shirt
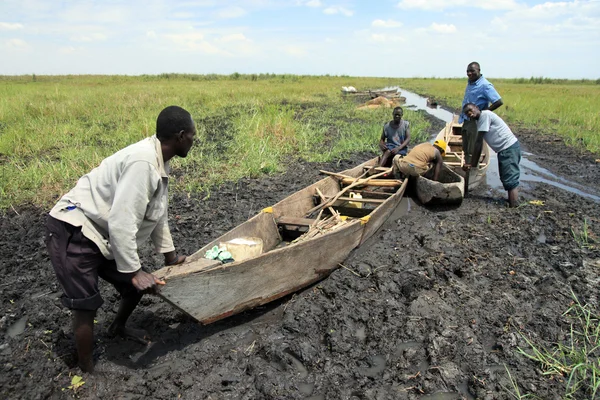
[46,105,196,372]
[462,103,521,207]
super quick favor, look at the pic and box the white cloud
[305,0,323,7]
[370,33,406,42]
[397,0,520,11]
[163,31,230,55]
[0,22,24,30]
[213,6,246,19]
[59,46,77,54]
[284,45,308,57]
[217,33,251,42]
[372,19,403,28]
[146,31,157,38]
[70,33,108,43]
[430,23,456,33]
[323,6,354,16]
[6,38,29,49]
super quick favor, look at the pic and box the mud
[1,118,599,399]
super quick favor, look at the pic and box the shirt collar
[152,135,169,178]
[468,75,484,86]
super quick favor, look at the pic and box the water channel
[388,87,600,203]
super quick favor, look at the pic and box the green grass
[0,74,431,208]
[395,78,600,154]
[517,291,600,399]
[572,219,596,249]
[2,74,598,209]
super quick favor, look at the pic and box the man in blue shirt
[459,62,504,167]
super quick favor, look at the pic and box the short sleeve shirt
[460,76,502,123]
[476,110,518,153]
[383,120,409,155]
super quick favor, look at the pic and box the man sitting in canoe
[462,103,521,207]
[378,106,410,167]
[393,140,447,181]
[45,106,194,373]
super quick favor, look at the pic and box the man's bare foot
[107,323,150,345]
[78,357,95,373]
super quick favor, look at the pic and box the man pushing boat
[392,140,447,182]
[462,103,521,207]
[45,106,195,372]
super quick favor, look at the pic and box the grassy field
[395,77,600,154]
[0,75,433,209]
[1,74,598,209]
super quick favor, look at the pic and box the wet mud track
[1,127,599,399]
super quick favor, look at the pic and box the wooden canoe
[342,88,399,98]
[155,157,408,324]
[436,115,490,190]
[416,164,464,205]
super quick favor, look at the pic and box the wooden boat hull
[156,157,408,324]
[436,116,490,190]
[416,164,464,205]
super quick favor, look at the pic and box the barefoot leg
[107,293,149,344]
[508,187,519,208]
[74,310,96,373]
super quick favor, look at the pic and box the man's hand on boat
[131,269,166,294]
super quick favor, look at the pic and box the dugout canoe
[154,158,408,324]
[342,88,399,98]
[436,115,490,190]
[415,164,465,205]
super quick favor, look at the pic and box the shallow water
[386,87,600,202]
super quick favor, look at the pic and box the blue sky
[1,0,599,78]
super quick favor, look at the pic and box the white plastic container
[220,237,264,262]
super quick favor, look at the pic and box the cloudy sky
[1,0,598,78]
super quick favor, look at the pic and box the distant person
[462,103,521,207]
[459,62,504,167]
[378,107,410,167]
[46,106,195,373]
[393,140,447,182]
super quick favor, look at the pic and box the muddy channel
[1,109,600,400]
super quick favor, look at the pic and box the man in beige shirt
[46,105,195,373]
[393,140,447,182]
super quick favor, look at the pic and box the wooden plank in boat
[276,216,317,227]
[340,178,401,187]
[348,190,393,199]
[327,196,385,204]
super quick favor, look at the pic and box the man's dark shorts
[498,141,521,191]
[45,216,138,311]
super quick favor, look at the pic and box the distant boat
[426,98,438,107]
[342,88,399,98]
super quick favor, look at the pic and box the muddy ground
[1,113,600,400]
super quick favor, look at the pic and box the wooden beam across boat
[326,196,385,204]
[339,178,401,187]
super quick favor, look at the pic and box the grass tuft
[517,290,600,399]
